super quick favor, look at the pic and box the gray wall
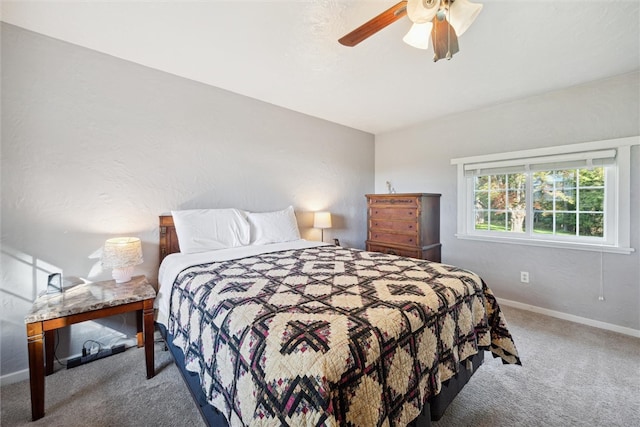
[0,24,374,380]
[375,72,640,331]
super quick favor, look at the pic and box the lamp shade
[403,22,433,50]
[102,237,143,268]
[313,212,332,229]
[448,0,483,37]
[102,237,143,283]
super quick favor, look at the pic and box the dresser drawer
[369,219,416,233]
[368,196,420,208]
[366,243,421,259]
[369,207,417,220]
[368,231,418,246]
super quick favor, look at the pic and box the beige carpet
[432,306,640,427]
[1,337,205,427]
[1,306,639,426]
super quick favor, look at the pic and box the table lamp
[101,237,143,283]
[313,212,332,242]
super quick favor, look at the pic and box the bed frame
[157,215,483,426]
[159,215,180,263]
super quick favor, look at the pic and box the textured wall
[0,24,374,380]
[375,72,640,331]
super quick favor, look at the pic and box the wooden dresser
[366,193,441,262]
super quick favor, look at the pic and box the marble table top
[25,275,156,323]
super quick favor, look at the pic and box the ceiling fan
[339,0,483,62]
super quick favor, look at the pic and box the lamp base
[111,267,134,283]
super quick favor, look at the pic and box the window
[531,168,604,238]
[472,167,606,238]
[473,173,527,233]
[452,137,637,254]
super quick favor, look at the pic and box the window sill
[454,233,635,254]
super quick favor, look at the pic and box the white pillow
[171,208,250,254]
[247,206,301,245]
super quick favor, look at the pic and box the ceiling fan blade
[339,1,408,47]
[431,18,459,61]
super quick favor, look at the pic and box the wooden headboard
[159,215,180,263]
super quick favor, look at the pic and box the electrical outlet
[520,271,530,283]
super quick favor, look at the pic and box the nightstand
[24,275,156,421]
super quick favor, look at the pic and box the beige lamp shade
[313,212,332,229]
[102,237,143,283]
[314,212,332,243]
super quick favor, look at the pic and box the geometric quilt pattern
[168,246,520,426]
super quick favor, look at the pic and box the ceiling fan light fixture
[407,0,441,24]
[448,0,483,37]
[403,22,433,49]
[338,0,482,61]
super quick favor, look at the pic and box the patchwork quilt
[168,246,520,426]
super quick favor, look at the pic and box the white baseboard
[0,368,30,386]
[0,352,82,386]
[498,298,640,338]
[0,337,137,386]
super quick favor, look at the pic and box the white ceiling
[2,0,639,134]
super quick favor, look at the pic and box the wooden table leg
[44,330,55,376]
[136,308,143,348]
[143,299,155,379]
[26,322,45,421]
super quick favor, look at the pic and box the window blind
[463,149,616,177]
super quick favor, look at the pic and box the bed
[155,208,520,427]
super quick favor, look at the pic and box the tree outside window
[474,173,526,233]
[474,167,605,238]
[533,168,604,238]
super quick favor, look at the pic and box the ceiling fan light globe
[407,0,441,24]
[403,22,433,49]
[448,0,483,37]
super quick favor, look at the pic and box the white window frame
[451,137,637,254]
